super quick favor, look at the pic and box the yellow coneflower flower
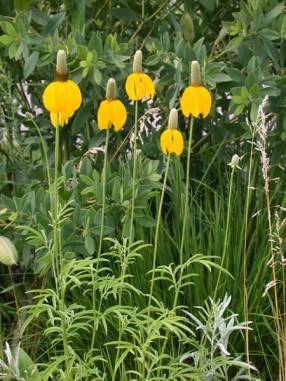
[97,78,127,132]
[160,108,184,156]
[180,60,211,118]
[125,50,155,101]
[43,50,82,127]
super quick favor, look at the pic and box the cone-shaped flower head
[0,236,18,266]
[97,78,127,132]
[125,50,155,101]
[43,50,82,127]
[180,60,211,119]
[160,108,184,156]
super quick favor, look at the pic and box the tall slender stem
[129,100,139,246]
[243,135,255,375]
[98,128,110,258]
[91,128,110,352]
[8,267,19,314]
[265,186,282,378]
[214,166,235,299]
[53,122,69,371]
[148,154,171,313]
[53,124,60,295]
[173,117,194,308]
[31,119,52,191]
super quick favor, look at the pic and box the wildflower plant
[1,2,285,380]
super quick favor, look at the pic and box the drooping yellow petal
[43,82,59,112]
[97,100,110,130]
[160,129,172,154]
[126,73,139,100]
[141,73,155,99]
[43,80,82,121]
[110,100,127,132]
[65,80,82,113]
[125,73,155,101]
[160,130,168,154]
[160,129,184,156]
[171,129,184,156]
[50,112,70,127]
[180,85,211,118]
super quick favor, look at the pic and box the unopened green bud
[190,60,201,86]
[228,154,241,169]
[133,50,142,73]
[180,12,195,43]
[106,78,116,100]
[168,108,178,129]
[0,236,18,266]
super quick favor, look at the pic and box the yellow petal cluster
[43,80,82,127]
[180,60,211,119]
[180,85,211,118]
[125,50,155,101]
[125,73,155,101]
[42,50,82,127]
[97,99,127,132]
[160,129,184,156]
[0,236,18,266]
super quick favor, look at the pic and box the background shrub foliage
[0,0,286,380]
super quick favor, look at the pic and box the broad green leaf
[111,7,139,22]
[14,0,32,11]
[0,34,14,45]
[93,67,102,84]
[0,21,17,36]
[23,51,39,78]
[264,3,285,25]
[43,13,65,35]
[85,233,95,255]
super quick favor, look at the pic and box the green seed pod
[168,108,178,129]
[0,236,18,266]
[180,12,195,43]
[106,78,116,100]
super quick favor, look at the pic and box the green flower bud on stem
[168,108,178,129]
[190,60,201,86]
[0,236,18,266]
[133,50,142,73]
[180,12,195,43]
[106,78,116,100]
[228,154,241,169]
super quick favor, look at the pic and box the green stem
[8,266,19,315]
[214,166,235,299]
[97,128,110,258]
[53,124,60,295]
[112,260,128,381]
[54,122,69,371]
[243,135,255,375]
[30,119,52,191]
[129,101,139,247]
[173,117,194,308]
[148,154,171,313]
[91,128,110,352]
